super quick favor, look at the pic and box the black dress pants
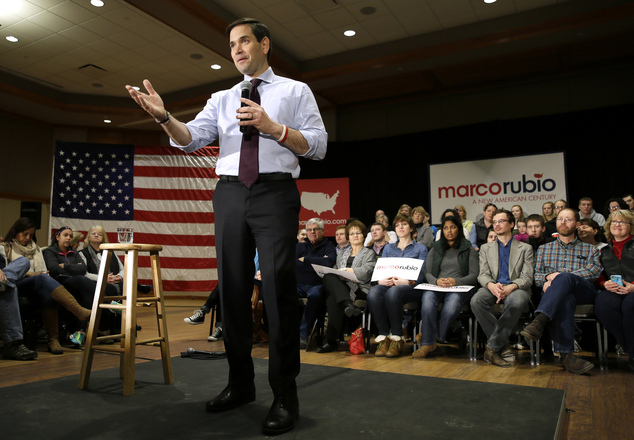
[213,178,300,397]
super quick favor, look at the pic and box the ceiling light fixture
[104,119,112,124]
[6,36,19,43]
[484,0,497,3]
[343,30,356,37]
[91,0,105,7]
[211,64,221,70]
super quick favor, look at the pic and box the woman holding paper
[317,220,377,353]
[413,215,478,358]
[367,215,428,358]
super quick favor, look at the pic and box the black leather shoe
[205,384,255,413]
[317,341,337,353]
[137,284,153,294]
[262,391,299,435]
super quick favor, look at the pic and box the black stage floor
[1,355,565,439]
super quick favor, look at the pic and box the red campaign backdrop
[296,178,350,236]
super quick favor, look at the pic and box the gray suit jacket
[477,238,534,291]
[336,246,377,298]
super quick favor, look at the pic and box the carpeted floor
[1,355,564,439]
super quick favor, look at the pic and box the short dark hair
[525,214,545,227]
[226,18,271,62]
[493,209,515,228]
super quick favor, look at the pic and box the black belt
[219,173,293,183]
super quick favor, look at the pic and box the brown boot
[50,286,91,321]
[484,346,510,368]
[374,338,391,357]
[42,309,64,355]
[386,338,403,358]
[412,343,437,358]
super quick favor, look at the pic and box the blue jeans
[367,284,422,337]
[297,284,325,339]
[420,289,475,345]
[16,274,62,308]
[0,257,31,342]
[535,273,597,354]
[595,289,634,357]
[470,286,530,351]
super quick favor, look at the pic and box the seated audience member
[367,222,389,256]
[577,218,607,250]
[3,219,91,354]
[366,214,397,245]
[521,208,602,374]
[455,205,474,238]
[623,194,634,213]
[542,202,556,223]
[367,215,428,358]
[513,217,529,243]
[185,252,261,342]
[0,247,37,360]
[548,200,568,236]
[594,210,634,371]
[79,226,123,296]
[43,226,97,344]
[579,197,606,226]
[412,206,434,249]
[415,216,478,358]
[435,209,469,242]
[334,225,351,255]
[70,231,85,251]
[296,218,336,349]
[469,203,497,250]
[486,228,497,243]
[511,205,525,233]
[396,204,412,219]
[604,198,628,220]
[525,214,555,253]
[296,228,307,243]
[470,209,534,368]
[317,221,377,353]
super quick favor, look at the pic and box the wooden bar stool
[78,243,173,396]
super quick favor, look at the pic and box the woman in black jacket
[414,216,479,358]
[594,210,634,371]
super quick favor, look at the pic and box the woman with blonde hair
[80,226,123,296]
[542,202,555,222]
[595,210,634,371]
[454,205,474,237]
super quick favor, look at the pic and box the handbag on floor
[348,326,365,355]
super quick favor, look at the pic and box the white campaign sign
[429,152,567,222]
[371,257,424,282]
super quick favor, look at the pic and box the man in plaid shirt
[521,208,602,374]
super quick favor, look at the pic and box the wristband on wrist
[157,111,170,125]
[277,124,288,143]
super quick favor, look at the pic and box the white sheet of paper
[371,257,424,282]
[311,264,359,282]
[414,283,474,292]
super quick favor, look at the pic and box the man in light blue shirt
[127,17,327,435]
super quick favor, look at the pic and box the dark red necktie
[238,78,262,188]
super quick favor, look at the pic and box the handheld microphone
[239,80,252,134]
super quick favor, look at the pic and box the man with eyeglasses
[296,218,336,349]
[471,209,534,367]
[521,208,602,374]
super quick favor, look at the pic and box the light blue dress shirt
[171,68,328,178]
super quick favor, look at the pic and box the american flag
[50,141,219,292]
